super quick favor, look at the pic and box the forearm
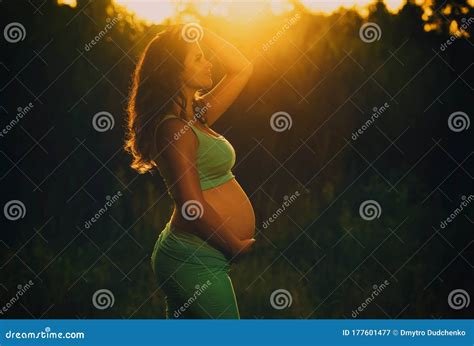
[202,28,252,73]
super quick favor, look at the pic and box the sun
[113,0,406,24]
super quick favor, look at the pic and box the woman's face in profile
[180,42,213,90]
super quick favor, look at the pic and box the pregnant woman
[124,24,255,319]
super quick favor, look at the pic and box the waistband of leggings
[158,221,230,266]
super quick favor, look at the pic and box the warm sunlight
[57,0,77,7]
[5,0,474,332]
[298,0,404,14]
[113,0,406,23]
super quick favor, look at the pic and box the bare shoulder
[153,116,203,205]
[154,117,198,158]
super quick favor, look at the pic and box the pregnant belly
[170,178,256,240]
[201,178,256,240]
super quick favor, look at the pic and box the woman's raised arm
[197,27,254,126]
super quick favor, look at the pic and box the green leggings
[150,221,240,319]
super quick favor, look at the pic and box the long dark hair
[124,25,204,174]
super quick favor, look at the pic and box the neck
[172,86,196,121]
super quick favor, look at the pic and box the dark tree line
[0,0,472,318]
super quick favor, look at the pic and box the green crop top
[155,114,236,190]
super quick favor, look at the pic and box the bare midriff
[170,178,256,240]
